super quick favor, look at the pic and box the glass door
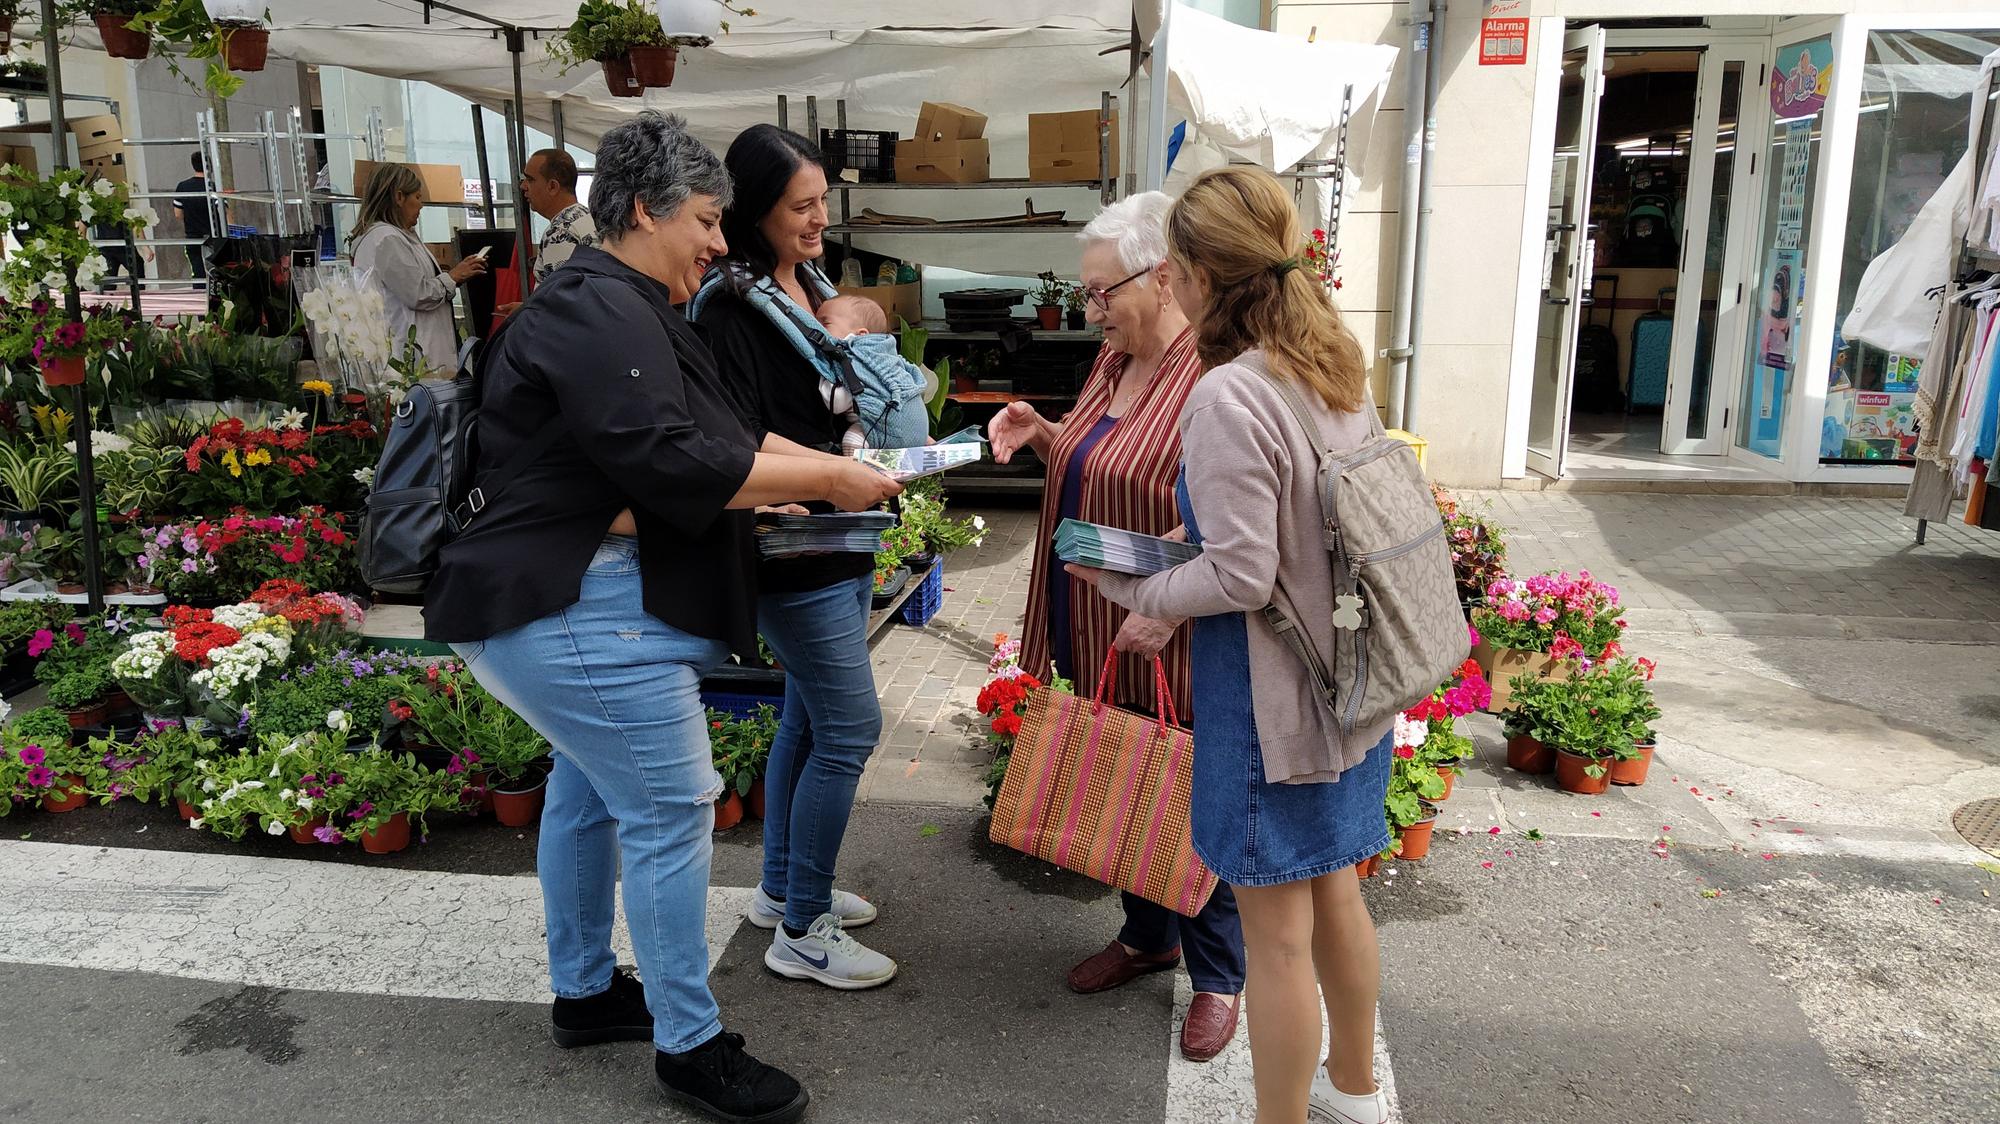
[1526,25,1608,477]
[1662,46,1764,455]
[1735,33,1833,461]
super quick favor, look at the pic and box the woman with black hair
[690,124,897,992]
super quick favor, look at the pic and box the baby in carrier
[817,295,927,453]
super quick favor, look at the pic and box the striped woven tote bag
[989,653,1219,917]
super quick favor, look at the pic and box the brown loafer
[1179,992,1240,1062]
[1065,940,1182,994]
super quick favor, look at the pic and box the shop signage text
[1480,18,1528,66]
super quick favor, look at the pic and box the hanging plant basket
[97,15,153,60]
[601,54,643,97]
[220,25,269,73]
[627,45,679,88]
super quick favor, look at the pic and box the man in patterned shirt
[500,149,599,313]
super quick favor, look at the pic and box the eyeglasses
[1082,268,1151,312]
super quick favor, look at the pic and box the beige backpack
[1249,359,1470,734]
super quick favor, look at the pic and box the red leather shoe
[1179,992,1240,1062]
[1065,940,1182,994]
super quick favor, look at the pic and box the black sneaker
[550,967,653,1049]
[655,1031,809,1124]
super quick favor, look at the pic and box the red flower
[1393,745,1416,760]
[1636,657,1657,681]
[172,622,242,665]
[991,711,1023,738]
[162,605,214,628]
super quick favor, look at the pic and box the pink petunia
[18,745,44,767]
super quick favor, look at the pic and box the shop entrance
[1525,27,1771,478]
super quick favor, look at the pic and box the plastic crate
[897,562,944,626]
[701,690,782,721]
[226,223,259,238]
[821,129,898,183]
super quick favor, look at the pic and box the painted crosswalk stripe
[1163,975,1401,1123]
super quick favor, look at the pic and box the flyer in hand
[755,510,897,559]
[1053,518,1203,577]
[854,443,984,482]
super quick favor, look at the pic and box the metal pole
[39,0,104,613]
[470,104,496,229]
[550,100,566,150]
[506,28,535,291]
[1143,0,1172,192]
[1384,0,1433,431]
[1403,0,1445,434]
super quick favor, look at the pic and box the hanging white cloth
[1844,152,1971,356]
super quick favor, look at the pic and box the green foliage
[96,444,186,515]
[1503,657,1658,759]
[897,476,986,557]
[132,0,270,100]
[873,522,924,590]
[708,704,775,797]
[1033,270,1067,307]
[547,0,670,70]
[9,705,74,749]
[1061,282,1088,314]
[118,721,220,807]
[0,599,68,656]
[248,649,431,744]
[0,439,77,516]
[392,664,550,787]
[982,749,1010,810]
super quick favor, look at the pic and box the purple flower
[313,825,344,844]
[181,559,198,574]
[350,660,374,677]
[18,745,44,767]
[347,800,375,820]
[25,765,53,787]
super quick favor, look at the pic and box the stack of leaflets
[854,443,984,482]
[755,510,897,559]
[1053,518,1202,576]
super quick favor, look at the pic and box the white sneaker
[764,914,898,991]
[745,884,878,930]
[1309,1066,1389,1124]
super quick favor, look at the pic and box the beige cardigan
[1098,350,1392,784]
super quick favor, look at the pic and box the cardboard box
[71,114,123,161]
[894,142,990,185]
[82,152,127,186]
[896,101,990,184]
[353,159,468,205]
[836,280,922,330]
[0,123,79,176]
[0,143,37,178]
[1030,108,1119,183]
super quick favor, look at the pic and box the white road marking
[1164,974,1402,1124]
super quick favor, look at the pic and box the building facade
[1270,1,2000,487]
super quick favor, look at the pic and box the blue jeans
[756,575,883,931]
[1118,886,1245,994]
[452,535,731,1054]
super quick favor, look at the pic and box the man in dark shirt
[171,152,211,279]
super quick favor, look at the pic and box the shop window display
[1823,29,2000,465]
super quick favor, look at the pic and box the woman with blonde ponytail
[1068,167,1395,1124]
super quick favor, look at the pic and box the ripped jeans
[452,535,732,1054]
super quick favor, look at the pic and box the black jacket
[695,271,874,595]
[423,247,759,655]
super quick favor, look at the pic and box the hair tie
[1272,257,1301,277]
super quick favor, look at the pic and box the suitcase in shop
[1627,288,1674,412]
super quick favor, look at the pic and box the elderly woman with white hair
[988,191,1246,1063]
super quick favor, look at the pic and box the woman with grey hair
[988,191,1247,1062]
[349,162,488,371]
[425,111,899,1124]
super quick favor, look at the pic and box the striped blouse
[1020,329,1203,719]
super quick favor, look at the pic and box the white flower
[57,181,74,198]
[269,762,282,778]
[972,516,987,530]
[211,603,268,631]
[280,789,294,801]
[201,778,217,793]
[1393,714,1428,750]
[194,759,210,770]
[40,270,65,291]
[93,179,116,197]
[188,817,205,829]
[265,820,285,836]
[276,408,307,431]
[352,466,375,487]
[326,709,352,735]
[0,698,11,725]
[0,200,13,217]
[296,796,314,811]
[79,201,95,224]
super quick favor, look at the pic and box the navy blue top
[1047,414,1120,680]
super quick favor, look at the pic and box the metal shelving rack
[773,92,1123,497]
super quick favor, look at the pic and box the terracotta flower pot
[176,797,199,821]
[1435,762,1459,801]
[712,790,745,831]
[1354,854,1380,880]
[288,816,327,845]
[627,45,679,88]
[66,699,113,729]
[41,355,87,387]
[602,54,643,97]
[1035,305,1062,331]
[1505,733,1554,774]
[490,774,547,828]
[41,775,88,813]
[1608,741,1656,787]
[360,812,411,854]
[96,14,151,60]
[1396,806,1441,861]
[221,26,269,72]
[746,777,766,820]
[1554,749,1611,795]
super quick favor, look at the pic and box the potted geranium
[1063,283,1089,330]
[709,706,773,829]
[1500,675,1559,774]
[86,1,153,59]
[973,633,1070,811]
[1524,659,1655,796]
[1385,658,1486,859]
[1601,656,1661,786]
[1470,570,1626,710]
[394,665,550,827]
[1032,272,1066,331]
